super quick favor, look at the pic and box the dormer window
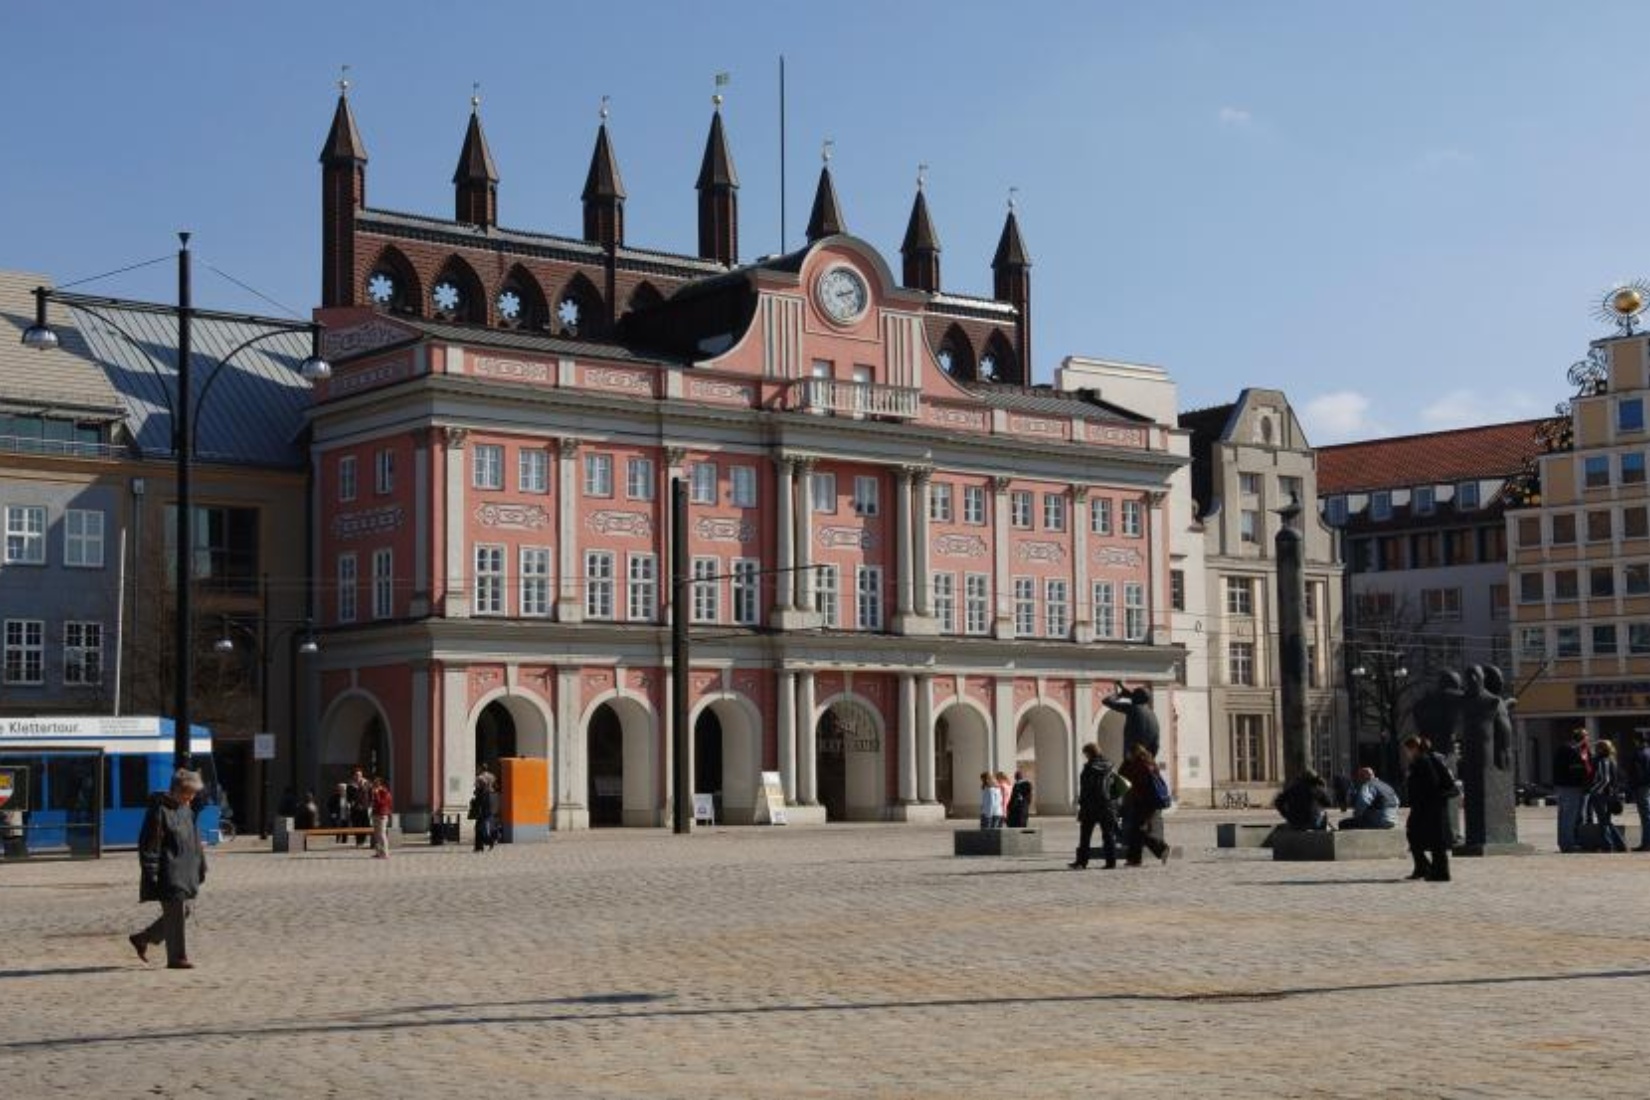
[1371,491,1393,521]
[1414,487,1435,515]
[1457,482,1481,510]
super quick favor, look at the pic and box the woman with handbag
[1588,740,1628,853]
[1402,735,1457,882]
[1119,745,1171,867]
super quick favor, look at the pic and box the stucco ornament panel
[1015,540,1067,564]
[933,533,987,558]
[817,526,876,551]
[332,506,405,540]
[1094,547,1144,568]
[476,503,549,530]
[587,511,653,538]
[695,517,755,543]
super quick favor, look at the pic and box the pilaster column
[895,466,917,619]
[442,427,470,618]
[992,476,1013,639]
[774,457,796,612]
[898,671,918,803]
[777,668,798,803]
[664,447,687,629]
[1073,486,1093,643]
[1147,489,1168,644]
[553,666,588,829]
[993,675,1015,775]
[794,459,816,611]
[913,469,934,618]
[556,438,583,623]
[797,669,817,804]
[916,674,936,802]
[440,664,472,813]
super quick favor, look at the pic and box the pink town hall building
[308,87,1186,830]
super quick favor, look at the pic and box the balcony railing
[796,377,920,420]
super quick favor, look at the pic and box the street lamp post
[214,606,319,837]
[20,235,331,769]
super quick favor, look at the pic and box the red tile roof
[1317,419,1546,494]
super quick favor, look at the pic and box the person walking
[1628,731,1650,852]
[128,769,207,969]
[979,772,1004,829]
[1119,745,1171,866]
[1403,735,1457,882]
[471,771,500,852]
[1069,744,1121,870]
[348,766,372,848]
[327,782,352,844]
[1587,740,1628,853]
[1553,727,1593,853]
[1102,683,1161,760]
[1005,771,1033,829]
[369,777,393,859]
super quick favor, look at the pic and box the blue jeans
[1588,795,1627,853]
[1635,787,1650,850]
[1556,787,1586,852]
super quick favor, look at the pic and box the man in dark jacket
[1403,736,1457,882]
[1103,683,1161,760]
[1553,727,1592,853]
[1069,744,1120,870]
[1628,731,1650,853]
[128,769,207,969]
[1006,771,1034,829]
[1274,770,1332,831]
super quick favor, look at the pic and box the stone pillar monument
[1458,666,1532,856]
[1275,503,1310,783]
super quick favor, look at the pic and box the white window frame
[1229,641,1256,686]
[731,465,758,508]
[853,476,880,517]
[963,485,986,526]
[337,553,358,623]
[1414,486,1435,515]
[371,547,394,620]
[4,505,46,565]
[63,620,102,686]
[856,565,884,630]
[1239,509,1259,545]
[64,508,105,568]
[1124,582,1147,642]
[1457,481,1481,510]
[626,457,655,501]
[692,557,719,623]
[473,544,505,616]
[934,572,956,634]
[473,444,504,491]
[929,483,954,523]
[1423,587,1463,622]
[520,546,551,617]
[1014,577,1036,636]
[338,455,358,502]
[3,619,44,685]
[375,449,395,495]
[1371,491,1393,521]
[627,553,657,622]
[964,574,990,635]
[518,449,549,494]
[584,453,614,498]
[1518,626,1546,662]
[1043,493,1067,532]
[690,462,718,504]
[1010,491,1034,529]
[1046,579,1069,639]
[732,558,760,625]
[1093,581,1116,639]
[811,472,838,514]
[1227,577,1254,616]
[816,563,840,628]
[1121,500,1144,538]
[1090,497,1113,536]
[585,550,616,621]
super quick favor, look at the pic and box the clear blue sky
[4,2,1644,443]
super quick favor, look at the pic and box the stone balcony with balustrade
[793,376,921,420]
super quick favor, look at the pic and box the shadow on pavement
[0,965,127,980]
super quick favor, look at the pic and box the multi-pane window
[929,483,953,523]
[627,554,657,621]
[1232,715,1269,783]
[1043,494,1067,532]
[1090,497,1113,535]
[520,547,550,616]
[692,557,719,623]
[586,551,616,620]
[1046,579,1070,639]
[337,553,358,623]
[473,545,505,615]
[963,486,986,526]
[1626,564,1650,595]
[1554,570,1579,602]
[1306,583,1319,621]
[811,472,838,514]
[584,453,614,498]
[816,564,840,628]
[372,548,394,620]
[934,573,956,633]
[1552,514,1576,545]
[518,449,548,494]
[853,476,880,516]
[1171,570,1186,612]
[1624,454,1647,486]
[1422,588,1462,622]
[1414,486,1435,515]
[1325,496,1348,525]
[731,466,758,508]
[1239,509,1259,544]
[1280,476,1303,505]
[1371,492,1393,521]
[1627,507,1650,539]
[473,444,504,490]
[3,620,44,684]
[1240,473,1261,497]
[1227,578,1254,616]
[1229,641,1256,686]
[856,566,884,630]
[1124,582,1147,642]
[1588,510,1613,543]
[1585,456,1611,489]
[1619,398,1645,433]
[375,449,395,495]
[1517,516,1542,547]
[690,462,717,504]
[732,558,760,625]
[1122,500,1144,537]
[1014,577,1036,636]
[4,505,46,564]
[1093,581,1116,639]
[1010,491,1033,529]
[1457,481,1481,510]
[627,457,655,501]
[1592,566,1616,599]
[1556,626,1582,659]
[1631,624,1650,656]
[63,621,102,685]
[1490,583,1510,620]
[64,509,104,568]
[338,455,358,502]
[1518,572,1544,604]
[1592,624,1619,657]
[1519,627,1546,662]
[964,574,990,635]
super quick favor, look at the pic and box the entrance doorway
[694,708,725,820]
[1016,705,1072,816]
[474,700,518,774]
[815,699,883,821]
[935,703,990,818]
[587,703,625,827]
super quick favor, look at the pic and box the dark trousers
[1074,813,1117,868]
[1124,809,1168,865]
[138,899,191,964]
[1409,839,1451,881]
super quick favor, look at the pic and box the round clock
[816,265,869,324]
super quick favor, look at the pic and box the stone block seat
[954,828,1043,857]
[1271,828,1408,862]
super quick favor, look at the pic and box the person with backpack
[1119,744,1171,867]
[1587,740,1628,853]
[1402,735,1458,882]
[1069,744,1122,870]
[1628,731,1650,852]
[1005,771,1034,828]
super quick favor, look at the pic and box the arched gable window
[495,265,549,331]
[364,246,423,317]
[937,324,976,381]
[980,330,1017,384]
[555,272,604,338]
[430,255,487,325]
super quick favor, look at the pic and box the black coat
[1553,742,1591,788]
[1274,778,1331,830]
[1405,752,1457,850]
[1104,694,1161,760]
[1076,758,1118,823]
[138,795,204,903]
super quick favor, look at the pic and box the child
[979,771,1004,829]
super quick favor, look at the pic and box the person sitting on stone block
[1274,770,1332,831]
[1338,767,1399,830]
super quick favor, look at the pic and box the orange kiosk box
[498,757,550,843]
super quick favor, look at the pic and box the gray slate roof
[387,317,684,368]
[0,270,128,419]
[961,381,1148,425]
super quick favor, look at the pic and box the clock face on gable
[816,264,869,325]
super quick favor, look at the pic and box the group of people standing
[1069,743,1173,869]
[1553,727,1650,854]
[978,770,1033,829]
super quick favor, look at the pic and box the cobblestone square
[1,810,1643,1099]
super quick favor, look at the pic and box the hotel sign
[1575,682,1650,710]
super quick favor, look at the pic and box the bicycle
[1221,790,1254,810]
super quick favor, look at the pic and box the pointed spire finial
[917,163,928,191]
[713,71,730,109]
[822,138,834,165]
[599,95,610,122]
[338,64,351,97]
[471,82,481,113]
[1008,186,1018,212]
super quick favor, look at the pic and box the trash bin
[428,813,460,845]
